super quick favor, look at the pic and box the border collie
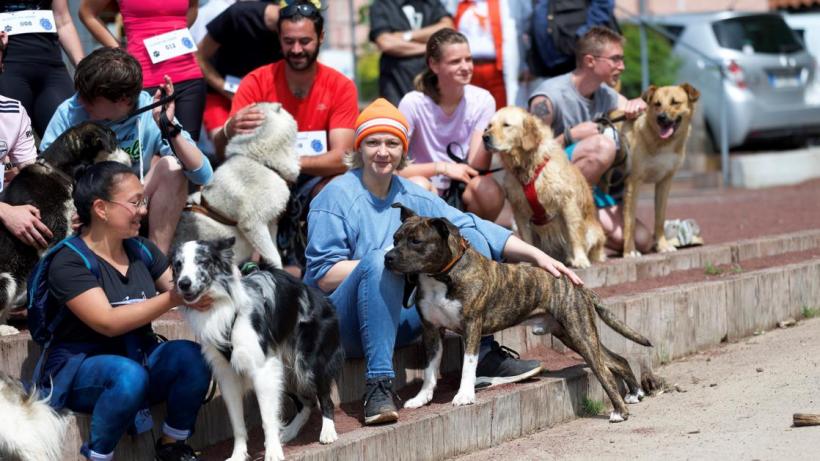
[0,122,129,334]
[171,238,344,461]
[0,371,67,461]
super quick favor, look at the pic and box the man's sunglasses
[280,2,320,19]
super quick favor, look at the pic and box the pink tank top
[120,0,202,88]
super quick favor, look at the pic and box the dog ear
[521,114,541,152]
[641,85,657,104]
[429,217,460,241]
[681,83,700,103]
[391,202,417,222]
[214,236,236,251]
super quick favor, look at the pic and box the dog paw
[405,390,433,409]
[0,325,20,336]
[568,257,591,268]
[609,411,627,423]
[624,393,641,404]
[264,447,286,461]
[623,250,642,259]
[226,452,249,461]
[319,426,338,444]
[657,241,677,253]
[452,390,476,406]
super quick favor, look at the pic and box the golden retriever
[619,83,700,257]
[483,107,606,268]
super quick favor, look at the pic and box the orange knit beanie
[354,98,410,152]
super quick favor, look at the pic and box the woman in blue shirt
[304,98,581,426]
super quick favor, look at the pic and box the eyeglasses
[280,1,321,19]
[593,54,625,65]
[106,197,149,212]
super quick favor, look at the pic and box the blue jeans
[329,228,493,379]
[65,340,211,455]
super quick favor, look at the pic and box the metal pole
[639,0,649,90]
[348,0,359,88]
[720,75,730,186]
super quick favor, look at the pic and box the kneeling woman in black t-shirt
[41,161,212,461]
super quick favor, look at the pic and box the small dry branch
[793,413,820,427]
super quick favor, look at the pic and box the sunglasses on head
[280,2,320,19]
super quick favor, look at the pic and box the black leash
[445,142,502,175]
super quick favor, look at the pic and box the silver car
[652,11,820,148]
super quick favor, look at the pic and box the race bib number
[295,131,327,157]
[0,10,57,35]
[223,75,241,94]
[143,28,197,64]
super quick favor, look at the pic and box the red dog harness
[522,158,552,226]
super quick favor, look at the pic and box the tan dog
[619,84,700,257]
[483,107,606,268]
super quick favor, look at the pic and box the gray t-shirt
[529,72,620,136]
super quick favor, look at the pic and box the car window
[712,15,804,54]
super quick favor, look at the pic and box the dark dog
[384,204,652,422]
[0,122,128,334]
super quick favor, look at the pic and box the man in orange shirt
[213,0,357,270]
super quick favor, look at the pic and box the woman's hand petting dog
[534,252,584,286]
[0,203,53,248]
[168,288,214,312]
[225,103,266,138]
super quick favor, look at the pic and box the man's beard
[285,49,319,71]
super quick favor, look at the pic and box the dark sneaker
[362,377,399,425]
[474,342,542,389]
[155,439,200,461]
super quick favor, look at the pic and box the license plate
[769,74,800,88]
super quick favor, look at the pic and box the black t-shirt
[369,0,450,106]
[47,237,169,344]
[206,2,283,80]
[0,0,63,65]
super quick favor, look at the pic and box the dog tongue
[659,125,675,139]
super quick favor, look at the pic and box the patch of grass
[704,262,723,276]
[730,264,743,274]
[801,306,819,319]
[581,397,605,416]
[657,344,671,365]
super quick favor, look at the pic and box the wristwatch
[402,31,413,42]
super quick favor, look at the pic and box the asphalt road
[455,317,820,461]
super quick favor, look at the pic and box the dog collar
[433,238,469,276]
[522,158,552,226]
[185,195,239,227]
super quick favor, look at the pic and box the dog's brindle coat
[384,204,652,421]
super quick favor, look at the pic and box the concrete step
[196,255,820,461]
[3,230,817,460]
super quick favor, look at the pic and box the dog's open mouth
[656,116,681,140]
[178,289,205,304]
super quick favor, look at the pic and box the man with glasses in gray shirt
[528,26,651,255]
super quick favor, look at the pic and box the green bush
[357,44,381,104]
[620,23,681,99]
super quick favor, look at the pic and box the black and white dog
[0,122,129,334]
[171,237,344,461]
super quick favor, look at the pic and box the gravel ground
[455,317,820,461]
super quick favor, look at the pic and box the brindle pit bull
[384,203,653,422]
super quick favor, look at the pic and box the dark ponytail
[413,28,469,104]
[73,161,136,227]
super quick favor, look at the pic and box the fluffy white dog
[173,102,299,267]
[0,372,67,461]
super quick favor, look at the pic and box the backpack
[27,235,154,348]
[529,0,621,77]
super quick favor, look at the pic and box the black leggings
[145,78,206,142]
[0,61,74,138]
